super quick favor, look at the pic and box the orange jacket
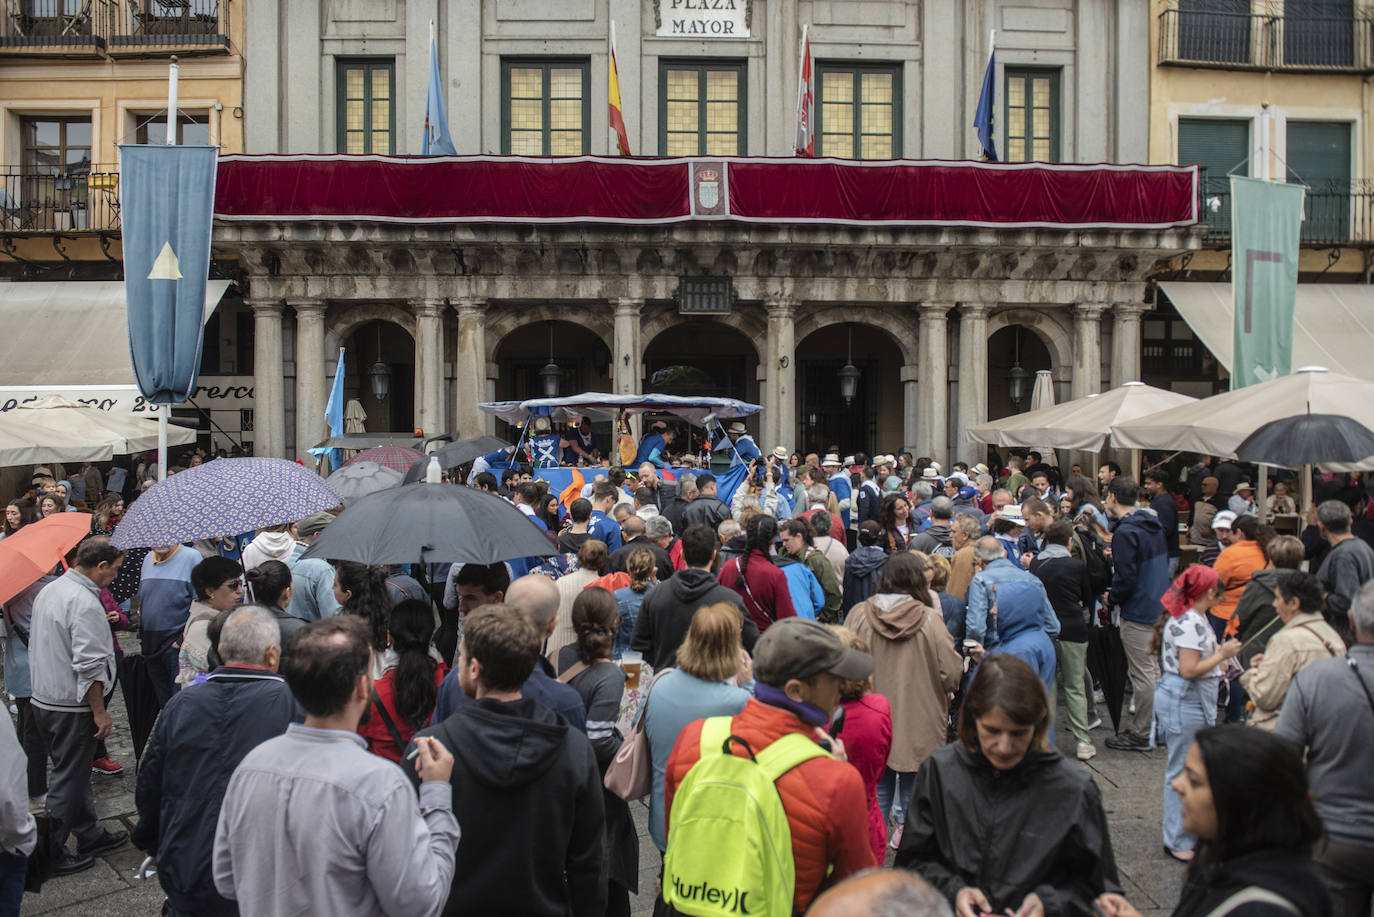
[1212,539,1267,632]
[664,697,876,912]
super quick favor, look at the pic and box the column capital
[1072,302,1109,321]
[246,298,283,316]
[288,298,326,316]
[957,302,990,318]
[1112,302,1150,319]
[918,302,952,321]
[456,296,486,316]
[411,298,446,319]
[614,297,643,315]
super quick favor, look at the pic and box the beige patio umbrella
[0,395,196,467]
[966,382,1198,451]
[1028,370,1057,460]
[344,399,367,434]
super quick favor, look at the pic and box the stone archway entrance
[795,323,906,456]
[643,319,760,451]
[342,319,416,434]
[987,324,1054,421]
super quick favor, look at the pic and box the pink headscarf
[1160,565,1220,618]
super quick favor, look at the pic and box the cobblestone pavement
[8,651,1180,917]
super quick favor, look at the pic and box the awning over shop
[1157,282,1374,382]
[0,280,231,387]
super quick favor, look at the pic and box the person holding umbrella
[1151,565,1241,862]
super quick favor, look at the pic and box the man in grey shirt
[1314,500,1374,609]
[214,615,461,917]
[1276,579,1374,915]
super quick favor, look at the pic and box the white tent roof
[965,382,1198,451]
[0,394,196,466]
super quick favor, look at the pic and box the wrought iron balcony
[1,165,122,233]
[1196,171,1374,246]
[0,0,229,56]
[1158,8,1374,72]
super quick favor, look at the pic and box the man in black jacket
[680,473,731,533]
[133,605,301,917]
[409,605,607,917]
[631,523,758,669]
[1028,522,1097,762]
[608,515,674,581]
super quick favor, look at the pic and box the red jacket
[665,698,876,912]
[358,661,446,762]
[718,551,797,633]
[839,693,893,865]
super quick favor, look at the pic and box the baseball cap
[1212,510,1237,530]
[752,618,874,686]
[297,511,335,538]
[958,485,979,501]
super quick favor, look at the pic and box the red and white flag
[794,24,814,157]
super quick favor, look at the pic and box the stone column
[455,298,487,436]
[412,298,446,439]
[1070,303,1107,400]
[612,299,642,395]
[917,304,950,464]
[901,364,919,453]
[765,297,796,451]
[290,299,326,461]
[956,303,989,465]
[1111,303,1147,389]
[250,299,285,458]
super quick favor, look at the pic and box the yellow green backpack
[662,716,829,917]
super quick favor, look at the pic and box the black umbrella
[301,481,556,566]
[401,435,512,483]
[117,654,160,761]
[1235,413,1374,467]
[1086,623,1130,734]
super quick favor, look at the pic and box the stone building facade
[215,0,1196,463]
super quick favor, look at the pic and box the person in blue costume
[633,422,675,469]
[526,415,563,468]
[723,420,760,467]
[562,416,597,465]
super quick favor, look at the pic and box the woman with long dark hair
[879,493,915,554]
[2,499,37,539]
[360,599,446,763]
[716,513,796,633]
[333,560,391,677]
[895,655,1121,914]
[1063,473,1109,535]
[1097,726,1329,917]
[555,587,638,917]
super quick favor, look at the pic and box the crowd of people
[0,440,1371,917]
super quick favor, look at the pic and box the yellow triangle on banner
[148,241,183,280]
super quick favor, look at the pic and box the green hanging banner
[1230,175,1304,389]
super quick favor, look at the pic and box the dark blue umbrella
[301,481,557,566]
[1234,413,1374,467]
[111,457,343,549]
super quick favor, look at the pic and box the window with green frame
[502,59,590,156]
[659,60,746,156]
[336,59,394,154]
[1004,68,1059,162]
[815,62,901,159]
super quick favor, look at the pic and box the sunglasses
[220,580,244,590]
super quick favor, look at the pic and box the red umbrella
[343,445,425,473]
[0,513,93,606]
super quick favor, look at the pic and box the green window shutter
[1178,118,1249,193]
[1287,120,1352,241]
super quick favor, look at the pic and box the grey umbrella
[327,460,404,503]
[402,435,512,484]
[300,480,556,566]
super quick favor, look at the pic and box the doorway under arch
[795,323,904,456]
[643,319,760,450]
[343,320,416,433]
[987,324,1053,421]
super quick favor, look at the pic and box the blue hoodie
[988,578,1057,693]
[1107,508,1171,626]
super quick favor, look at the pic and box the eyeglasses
[221,580,244,591]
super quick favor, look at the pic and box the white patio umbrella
[0,394,196,467]
[965,382,1198,452]
[1109,367,1374,460]
[1028,370,1057,460]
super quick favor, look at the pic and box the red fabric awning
[213,154,1198,230]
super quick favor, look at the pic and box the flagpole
[158,56,179,481]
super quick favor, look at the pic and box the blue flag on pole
[423,35,456,155]
[118,144,218,404]
[324,348,346,467]
[973,38,998,162]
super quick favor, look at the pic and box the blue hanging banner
[118,144,219,405]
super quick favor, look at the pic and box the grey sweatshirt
[0,711,36,856]
[30,568,116,713]
[213,723,461,917]
[1275,643,1374,846]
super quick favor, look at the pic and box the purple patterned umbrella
[111,457,343,549]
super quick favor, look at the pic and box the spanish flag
[609,20,631,156]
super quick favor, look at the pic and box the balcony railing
[1158,8,1374,72]
[1196,171,1374,246]
[1,165,121,233]
[0,0,228,55]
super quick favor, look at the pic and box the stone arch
[484,304,613,364]
[985,307,1074,381]
[637,309,766,359]
[325,302,417,354]
[792,305,918,366]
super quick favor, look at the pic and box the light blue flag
[309,348,346,468]
[423,35,456,155]
[118,144,218,404]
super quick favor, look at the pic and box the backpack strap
[370,690,408,754]
[699,715,734,757]
[754,732,830,783]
